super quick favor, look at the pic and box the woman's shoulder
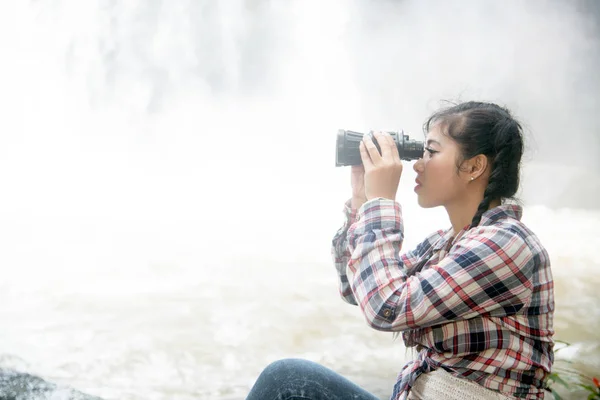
[466,204,549,261]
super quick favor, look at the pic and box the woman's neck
[445,196,501,235]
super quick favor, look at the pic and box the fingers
[359,141,374,169]
[351,164,365,174]
[359,131,404,202]
[362,131,402,170]
[375,131,393,160]
[362,133,383,166]
[373,131,402,163]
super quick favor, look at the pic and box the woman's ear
[465,154,488,180]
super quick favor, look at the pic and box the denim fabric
[245,358,381,400]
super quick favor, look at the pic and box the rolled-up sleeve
[331,199,359,305]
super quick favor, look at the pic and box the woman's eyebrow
[426,139,442,146]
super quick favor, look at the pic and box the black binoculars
[335,129,424,167]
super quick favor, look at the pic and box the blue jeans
[245,358,381,400]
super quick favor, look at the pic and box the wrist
[351,196,367,210]
[367,192,396,202]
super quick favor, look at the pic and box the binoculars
[335,129,424,167]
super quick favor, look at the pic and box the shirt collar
[478,203,523,226]
[432,204,523,251]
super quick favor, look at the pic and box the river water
[0,1,598,399]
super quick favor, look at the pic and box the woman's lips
[415,178,422,192]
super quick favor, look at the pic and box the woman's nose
[413,158,424,173]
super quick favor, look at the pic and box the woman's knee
[257,358,319,382]
[246,358,319,400]
[246,358,379,400]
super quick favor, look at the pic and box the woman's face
[413,123,468,208]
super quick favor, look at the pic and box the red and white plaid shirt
[332,198,554,399]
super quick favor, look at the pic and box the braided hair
[423,101,524,227]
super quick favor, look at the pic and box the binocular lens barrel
[335,129,424,167]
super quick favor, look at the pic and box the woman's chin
[416,194,438,209]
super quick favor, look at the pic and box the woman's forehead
[425,123,446,143]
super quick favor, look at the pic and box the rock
[0,369,103,400]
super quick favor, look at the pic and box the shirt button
[383,309,392,317]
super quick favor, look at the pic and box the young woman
[245,101,555,400]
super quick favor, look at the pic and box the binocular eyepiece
[335,129,424,167]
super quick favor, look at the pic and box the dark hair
[423,101,524,227]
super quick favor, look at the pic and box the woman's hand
[359,131,403,201]
[350,164,367,209]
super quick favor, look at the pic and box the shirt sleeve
[331,198,359,305]
[346,198,535,332]
[331,198,445,305]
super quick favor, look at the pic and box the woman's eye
[425,147,438,155]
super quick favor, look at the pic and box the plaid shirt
[332,198,554,399]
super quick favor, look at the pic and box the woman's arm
[331,199,360,305]
[346,198,534,332]
[332,198,446,306]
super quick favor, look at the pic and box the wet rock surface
[0,370,103,400]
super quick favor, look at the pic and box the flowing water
[0,1,599,399]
